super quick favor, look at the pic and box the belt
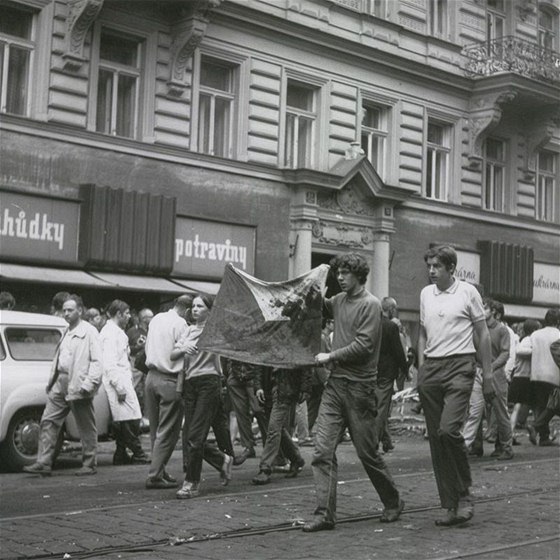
[425,353,475,361]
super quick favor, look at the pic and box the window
[197,57,235,158]
[372,0,386,18]
[94,30,141,138]
[424,121,450,201]
[536,151,557,222]
[538,7,558,51]
[0,5,34,116]
[487,0,505,44]
[428,0,448,38]
[483,138,506,212]
[284,81,317,168]
[5,328,62,361]
[360,103,388,179]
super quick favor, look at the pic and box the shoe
[285,458,305,478]
[23,463,52,476]
[539,439,556,447]
[130,454,150,464]
[512,437,520,446]
[233,448,251,466]
[145,477,179,489]
[468,447,483,458]
[300,437,314,447]
[435,508,458,526]
[497,449,514,460]
[527,425,538,445]
[75,466,97,476]
[176,480,200,499]
[456,495,474,524]
[162,471,177,484]
[380,499,405,523]
[113,453,132,466]
[382,442,395,453]
[221,454,233,486]
[302,517,335,532]
[252,470,271,485]
[490,448,502,458]
[247,447,256,458]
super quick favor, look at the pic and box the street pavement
[1,417,559,560]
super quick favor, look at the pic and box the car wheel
[1,408,44,472]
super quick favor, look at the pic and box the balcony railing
[463,36,560,83]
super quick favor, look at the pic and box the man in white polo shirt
[418,245,493,527]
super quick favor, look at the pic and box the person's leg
[144,371,159,452]
[227,378,255,452]
[491,370,513,456]
[121,420,148,460]
[532,382,555,442]
[258,389,291,474]
[461,369,484,450]
[346,380,400,509]
[374,376,394,451]
[35,387,70,468]
[111,422,130,464]
[309,378,346,525]
[70,397,98,470]
[294,401,310,441]
[307,383,324,434]
[147,372,184,481]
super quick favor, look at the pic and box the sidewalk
[1,429,559,560]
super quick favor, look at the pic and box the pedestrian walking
[376,297,408,453]
[520,308,560,446]
[174,294,235,499]
[417,245,493,526]
[144,295,191,489]
[100,300,149,466]
[303,253,403,533]
[462,298,514,460]
[24,294,103,477]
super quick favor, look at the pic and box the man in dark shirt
[376,297,408,453]
[303,253,403,532]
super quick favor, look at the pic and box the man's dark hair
[491,299,505,320]
[175,294,193,310]
[66,294,84,311]
[51,291,71,312]
[522,319,541,338]
[0,291,16,310]
[106,299,130,318]
[423,245,457,272]
[543,308,560,327]
[329,253,369,285]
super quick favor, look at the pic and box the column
[290,219,314,278]
[369,233,390,298]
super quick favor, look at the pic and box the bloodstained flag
[198,263,330,368]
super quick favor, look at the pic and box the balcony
[463,36,560,84]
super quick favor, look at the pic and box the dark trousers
[307,383,324,433]
[375,376,395,448]
[113,420,146,460]
[418,355,475,509]
[311,377,400,524]
[182,375,226,483]
[532,381,557,441]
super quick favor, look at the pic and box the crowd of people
[3,245,559,532]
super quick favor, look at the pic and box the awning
[89,272,191,294]
[0,263,112,288]
[171,278,221,295]
[504,304,549,321]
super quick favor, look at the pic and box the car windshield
[4,328,62,361]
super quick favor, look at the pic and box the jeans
[311,377,400,524]
[418,355,475,509]
[375,376,395,448]
[145,370,184,480]
[36,375,97,469]
[182,375,226,482]
[532,381,558,441]
[259,387,302,473]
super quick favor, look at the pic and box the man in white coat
[101,300,149,465]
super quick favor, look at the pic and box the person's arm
[417,324,427,369]
[82,329,103,395]
[473,319,494,402]
[492,326,510,371]
[389,322,408,376]
[171,326,197,360]
[516,335,533,357]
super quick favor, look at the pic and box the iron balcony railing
[463,36,560,83]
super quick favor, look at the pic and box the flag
[198,263,330,368]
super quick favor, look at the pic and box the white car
[0,310,111,471]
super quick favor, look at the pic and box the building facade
[1,0,559,334]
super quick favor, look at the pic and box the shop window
[482,137,506,212]
[536,150,557,222]
[0,5,34,116]
[428,0,448,38]
[487,0,505,44]
[284,80,317,168]
[424,120,451,201]
[538,6,558,51]
[94,29,142,138]
[360,102,388,180]
[197,57,236,158]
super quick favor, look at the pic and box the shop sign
[0,191,79,263]
[533,262,560,306]
[173,216,256,279]
[455,250,480,284]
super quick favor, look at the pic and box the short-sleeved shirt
[420,278,485,358]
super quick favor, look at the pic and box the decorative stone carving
[317,182,376,216]
[63,0,105,72]
[517,0,536,21]
[167,0,222,97]
[522,114,560,180]
[311,220,375,250]
[467,90,518,166]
